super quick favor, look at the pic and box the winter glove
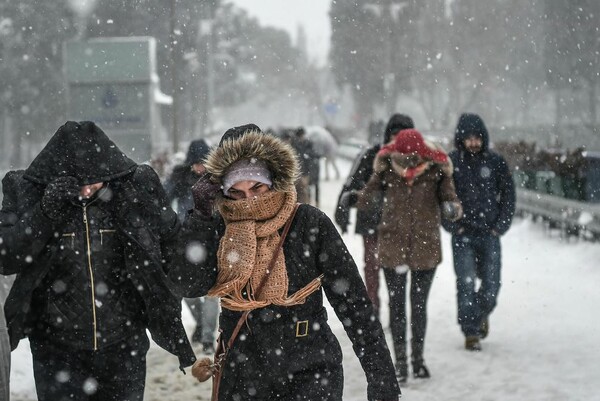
[40,176,79,221]
[335,191,358,233]
[191,172,221,217]
[339,190,358,208]
[441,201,463,222]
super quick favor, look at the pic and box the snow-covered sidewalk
[9,164,600,400]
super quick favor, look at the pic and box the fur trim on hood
[204,130,300,192]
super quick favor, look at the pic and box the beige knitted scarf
[207,190,323,311]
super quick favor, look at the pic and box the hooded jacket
[442,113,516,236]
[0,121,195,369]
[334,114,415,235]
[171,128,400,400]
[164,139,211,221]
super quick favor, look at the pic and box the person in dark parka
[442,113,516,352]
[334,113,415,313]
[0,121,195,401]
[170,124,400,401]
[165,139,212,220]
[164,139,219,352]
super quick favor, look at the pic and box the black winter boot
[411,341,431,379]
[412,359,431,379]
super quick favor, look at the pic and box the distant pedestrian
[290,127,319,205]
[356,128,462,383]
[442,113,516,351]
[170,124,401,401]
[164,139,219,353]
[307,126,340,180]
[335,113,415,314]
[0,121,195,400]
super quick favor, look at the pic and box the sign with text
[64,37,164,162]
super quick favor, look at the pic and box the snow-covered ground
[8,159,600,400]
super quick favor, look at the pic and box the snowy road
[9,160,600,400]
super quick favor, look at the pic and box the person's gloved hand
[339,191,358,209]
[441,201,463,222]
[40,176,79,221]
[192,173,221,217]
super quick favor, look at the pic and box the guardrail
[516,188,600,237]
[336,139,368,161]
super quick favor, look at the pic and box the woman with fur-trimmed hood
[171,124,400,401]
[356,128,462,383]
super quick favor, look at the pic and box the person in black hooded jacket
[164,139,219,352]
[0,121,195,401]
[442,113,516,352]
[170,124,400,401]
[334,113,414,314]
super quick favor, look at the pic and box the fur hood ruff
[204,130,300,192]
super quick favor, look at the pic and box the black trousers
[30,334,149,401]
[383,267,436,363]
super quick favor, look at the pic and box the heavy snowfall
[7,158,600,401]
[1,1,599,400]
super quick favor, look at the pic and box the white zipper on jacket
[82,205,98,351]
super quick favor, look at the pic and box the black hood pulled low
[453,113,490,152]
[23,121,137,185]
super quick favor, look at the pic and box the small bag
[191,203,300,401]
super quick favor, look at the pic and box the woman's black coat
[171,204,400,400]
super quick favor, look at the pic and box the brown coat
[357,152,459,270]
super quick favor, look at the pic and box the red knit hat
[379,128,448,164]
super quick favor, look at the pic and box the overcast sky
[227,0,332,66]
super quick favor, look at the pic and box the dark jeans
[363,233,380,312]
[452,232,502,336]
[30,334,149,401]
[383,267,436,364]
